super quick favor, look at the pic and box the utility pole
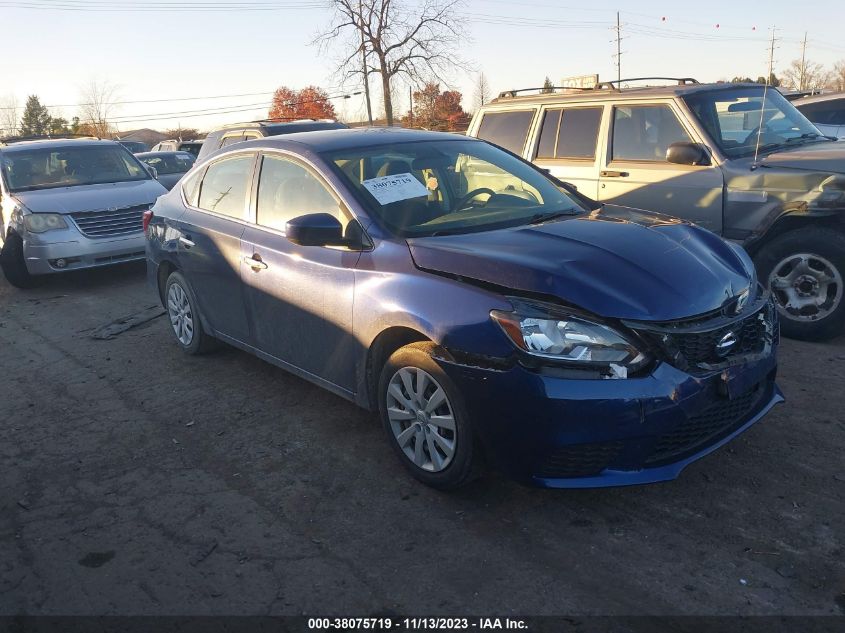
[359,0,373,125]
[799,31,808,91]
[613,11,623,85]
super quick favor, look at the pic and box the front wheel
[378,342,483,490]
[755,227,845,341]
[0,232,43,289]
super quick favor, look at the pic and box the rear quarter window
[476,110,535,155]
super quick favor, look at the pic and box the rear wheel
[755,227,845,341]
[0,232,43,289]
[164,271,217,354]
[378,342,482,489]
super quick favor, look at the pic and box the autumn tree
[405,82,467,131]
[19,95,52,136]
[318,0,465,126]
[268,85,337,121]
[163,127,202,140]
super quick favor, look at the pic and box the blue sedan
[144,128,782,489]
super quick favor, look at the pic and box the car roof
[793,91,845,105]
[233,126,473,153]
[0,138,120,153]
[486,81,768,107]
[136,151,196,159]
[214,119,346,133]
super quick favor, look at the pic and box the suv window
[220,135,245,148]
[197,154,254,219]
[476,111,534,155]
[797,99,845,126]
[612,105,692,162]
[255,155,341,233]
[536,107,602,159]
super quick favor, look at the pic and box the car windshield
[2,144,149,192]
[141,152,195,175]
[684,86,827,158]
[325,139,585,237]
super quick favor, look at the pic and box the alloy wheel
[769,253,843,322]
[167,282,195,346]
[386,367,456,472]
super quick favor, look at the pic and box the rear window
[536,107,602,159]
[197,154,254,219]
[476,110,534,155]
[796,99,845,126]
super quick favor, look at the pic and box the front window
[684,87,825,158]
[325,139,585,238]
[2,145,149,192]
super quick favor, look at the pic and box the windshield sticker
[362,173,429,205]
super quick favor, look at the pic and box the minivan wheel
[164,271,217,354]
[0,232,43,289]
[378,342,482,490]
[755,227,845,341]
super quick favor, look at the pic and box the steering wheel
[456,187,496,210]
[743,125,782,146]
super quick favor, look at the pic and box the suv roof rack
[0,133,99,145]
[497,77,700,99]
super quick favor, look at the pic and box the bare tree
[317,0,467,126]
[781,58,832,91]
[830,60,845,91]
[0,94,20,136]
[472,72,490,111]
[78,79,120,137]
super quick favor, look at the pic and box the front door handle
[243,254,268,271]
[600,170,629,178]
[179,235,195,248]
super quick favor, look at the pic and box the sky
[2,0,844,134]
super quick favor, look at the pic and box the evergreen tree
[541,77,555,93]
[19,95,51,136]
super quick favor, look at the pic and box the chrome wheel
[769,253,843,322]
[167,282,195,346]
[386,367,456,472]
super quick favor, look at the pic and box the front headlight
[491,302,650,377]
[23,213,68,233]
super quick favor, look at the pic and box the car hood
[12,179,167,214]
[406,205,754,322]
[759,140,845,174]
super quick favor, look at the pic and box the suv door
[597,102,724,232]
[240,152,361,393]
[175,152,256,342]
[532,105,605,198]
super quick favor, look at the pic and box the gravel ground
[1,261,843,617]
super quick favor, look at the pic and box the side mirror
[286,213,346,247]
[666,142,710,166]
[144,164,158,179]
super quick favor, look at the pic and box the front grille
[630,297,777,372]
[535,441,624,478]
[645,383,764,465]
[70,205,147,238]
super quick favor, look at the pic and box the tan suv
[467,77,845,341]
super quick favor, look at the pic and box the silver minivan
[0,138,167,287]
[468,79,845,341]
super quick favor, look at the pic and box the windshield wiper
[527,209,581,225]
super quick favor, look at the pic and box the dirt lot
[1,261,844,618]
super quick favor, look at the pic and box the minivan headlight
[491,306,649,376]
[24,213,68,233]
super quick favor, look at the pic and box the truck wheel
[0,232,43,289]
[754,227,845,341]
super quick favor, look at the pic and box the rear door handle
[600,170,629,178]
[179,235,195,248]
[243,254,268,271]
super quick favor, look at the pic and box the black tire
[0,232,43,289]
[378,341,483,490]
[754,227,845,341]
[163,270,218,355]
